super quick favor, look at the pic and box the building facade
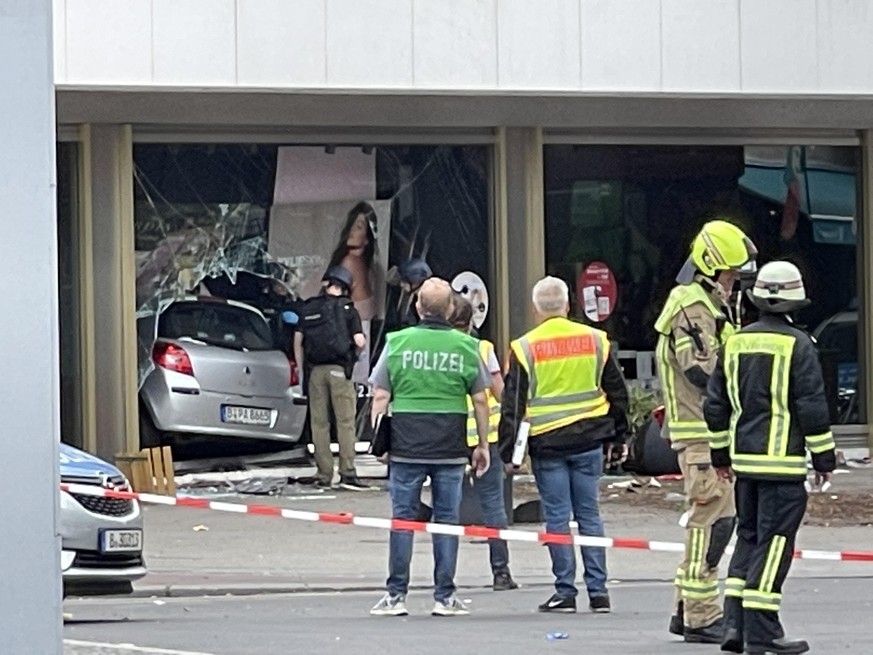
[54,0,873,457]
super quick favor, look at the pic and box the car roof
[168,296,266,316]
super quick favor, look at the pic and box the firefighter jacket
[466,339,501,447]
[704,313,837,480]
[654,277,735,447]
[498,317,628,461]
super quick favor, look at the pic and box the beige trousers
[673,441,736,629]
[308,364,357,483]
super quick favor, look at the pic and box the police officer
[449,294,518,592]
[499,276,628,614]
[397,258,433,327]
[705,261,835,655]
[293,266,369,491]
[654,220,757,643]
[368,278,492,617]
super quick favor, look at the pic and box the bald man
[369,277,492,618]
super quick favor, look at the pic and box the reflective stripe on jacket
[654,280,735,443]
[509,317,610,437]
[704,315,836,479]
[466,340,500,446]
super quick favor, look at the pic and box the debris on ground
[607,475,663,492]
[192,524,209,532]
[546,632,569,640]
[174,475,384,499]
[232,477,288,495]
[598,476,873,527]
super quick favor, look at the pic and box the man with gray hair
[369,277,492,617]
[499,275,629,614]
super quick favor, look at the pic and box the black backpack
[299,295,352,365]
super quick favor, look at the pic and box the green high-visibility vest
[387,326,481,414]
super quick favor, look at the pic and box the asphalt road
[64,578,872,655]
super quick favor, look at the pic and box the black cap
[322,265,353,292]
[398,259,432,289]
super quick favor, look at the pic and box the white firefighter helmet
[451,271,489,329]
[749,261,810,313]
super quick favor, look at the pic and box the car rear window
[158,302,274,351]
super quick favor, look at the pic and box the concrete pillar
[84,125,140,460]
[861,132,873,450]
[503,128,546,340]
[0,0,63,651]
[490,129,511,356]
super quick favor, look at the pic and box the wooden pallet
[115,446,176,495]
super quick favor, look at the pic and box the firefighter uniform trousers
[674,441,736,629]
[723,478,807,645]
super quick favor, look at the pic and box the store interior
[545,144,861,424]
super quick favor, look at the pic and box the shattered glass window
[133,143,490,391]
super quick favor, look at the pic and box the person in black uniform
[294,266,370,491]
[397,258,432,327]
[704,261,836,655]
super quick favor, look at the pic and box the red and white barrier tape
[60,483,873,563]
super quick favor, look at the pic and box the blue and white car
[60,443,147,596]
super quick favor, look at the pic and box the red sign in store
[577,261,617,323]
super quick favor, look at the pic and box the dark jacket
[497,350,629,463]
[301,293,362,378]
[400,293,421,329]
[370,316,485,463]
[705,313,836,480]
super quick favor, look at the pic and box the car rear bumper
[142,373,306,442]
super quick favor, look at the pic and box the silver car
[60,443,147,596]
[139,297,307,446]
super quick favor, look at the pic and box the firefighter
[704,261,835,655]
[654,220,757,643]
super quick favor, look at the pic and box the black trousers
[723,477,808,646]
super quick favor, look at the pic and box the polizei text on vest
[401,350,466,372]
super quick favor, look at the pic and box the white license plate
[222,406,272,426]
[100,529,142,553]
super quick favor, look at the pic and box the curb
[126,581,558,599]
[124,577,683,599]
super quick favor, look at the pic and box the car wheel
[139,404,166,449]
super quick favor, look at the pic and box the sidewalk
[130,468,873,598]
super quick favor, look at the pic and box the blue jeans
[532,448,608,599]
[387,461,465,601]
[470,443,510,574]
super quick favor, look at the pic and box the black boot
[492,571,519,591]
[744,637,809,654]
[722,627,743,653]
[669,601,684,636]
[722,597,744,652]
[685,618,725,644]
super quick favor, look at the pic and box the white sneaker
[370,593,408,616]
[432,596,470,617]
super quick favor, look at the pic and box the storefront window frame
[541,130,868,437]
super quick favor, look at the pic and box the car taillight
[289,358,299,386]
[153,342,194,376]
